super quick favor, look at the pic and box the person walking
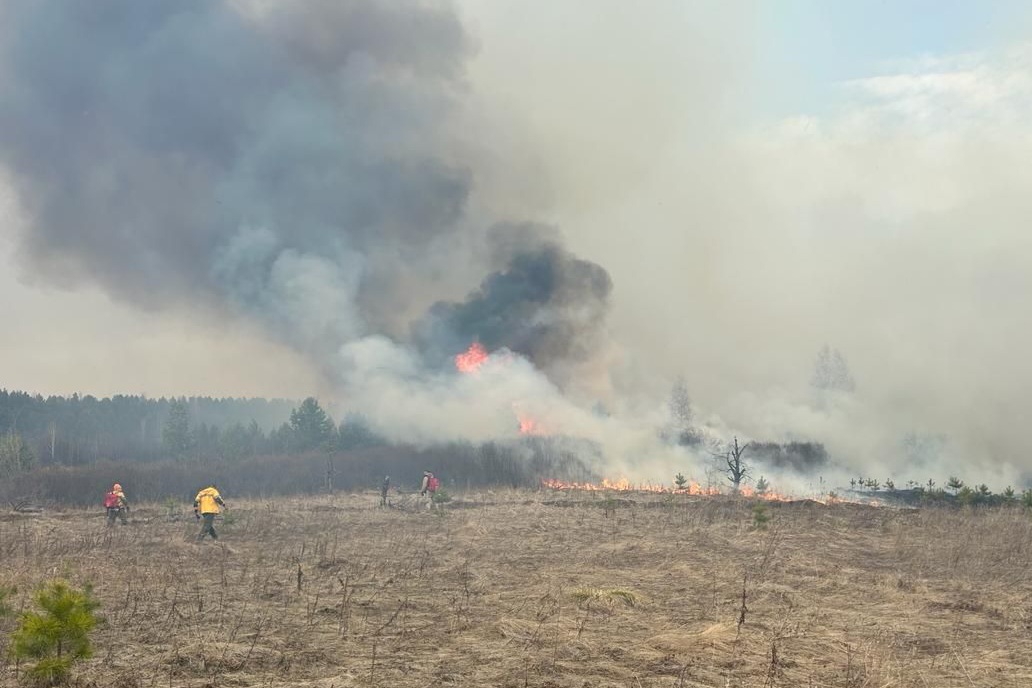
[104,483,129,526]
[419,471,439,509]
[193,483,227,541]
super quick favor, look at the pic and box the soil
[1,490,1031,687]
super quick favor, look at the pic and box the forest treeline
[0,389,303,468]
[0,389,599,501]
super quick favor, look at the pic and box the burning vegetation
[454,342,489,374]
[454,341,547,437]
[540,478,800,502]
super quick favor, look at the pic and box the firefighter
[193,483,227,541]
[104,483,129,526]
[419,471,439,509]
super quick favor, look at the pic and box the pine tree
[11,580,99,686]
[162,399,193,460]
[0,430,35,477]
[811,345,856,393]
[290,397,336,452]
[667,377,699,445]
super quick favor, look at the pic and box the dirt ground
[2,490,1032,687]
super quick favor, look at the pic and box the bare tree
[717,436,750,491]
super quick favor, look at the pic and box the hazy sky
[3,1,1032,480]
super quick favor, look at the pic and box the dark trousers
[107,507,127,526]
[197,513,218,540]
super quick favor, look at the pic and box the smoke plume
[415,223,612,376]
[0,1,611,384]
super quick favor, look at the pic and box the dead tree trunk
[725,436,750,491]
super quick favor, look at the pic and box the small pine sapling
[1021,489,1032,511]
[751,503,769,530]
[754,476,769,496]
[11,580,100,687]
[674,473,688,490]
[957,486,975,507]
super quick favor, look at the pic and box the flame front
[542,478,798,500]
[455,342,489,373]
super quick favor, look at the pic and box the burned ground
[1,492,1031,687]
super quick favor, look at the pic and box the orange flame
[455,342,489,373]
[541,478,801,501]
[455,341,550,436]
[518,416,540,435]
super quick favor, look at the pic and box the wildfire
[518,415,540,435]
[454,342,489,373]
[541,478,797,501]
[455,341,547,436]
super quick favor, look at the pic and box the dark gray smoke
[415,223,612,373]
[749,442,829,473]
[0,0,610,376]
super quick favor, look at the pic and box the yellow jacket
[194,486,224,514]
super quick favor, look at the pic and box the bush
[10,580,99,686]
[1022,489,1032,511]
[752,503,770,530]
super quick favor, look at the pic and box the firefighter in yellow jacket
[193,483,227,541]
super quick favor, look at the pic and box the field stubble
[1,490,1032,687]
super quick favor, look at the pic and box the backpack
[428,476,440,492]
[104,492,120,509]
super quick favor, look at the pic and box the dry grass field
[2,490,1032,687]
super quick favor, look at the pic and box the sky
[2,1,1032,483]
[754,0,1032,114]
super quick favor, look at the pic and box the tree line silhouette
[0,389,383,471]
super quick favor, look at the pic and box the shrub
[1022,489,1032,511]
[10,580,99,686]
[431,488,452,505]
[957,486,975,507]
[752,502,770,530]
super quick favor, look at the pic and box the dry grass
[1,490,1032,687]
